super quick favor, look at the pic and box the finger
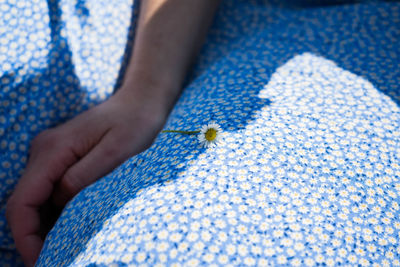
[52,130,133,206]
[6,198,43,267]
[6,173,55,266]
[6,136,78,265]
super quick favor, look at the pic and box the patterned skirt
[1,0,399,266]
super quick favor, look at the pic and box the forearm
[119,0,220,115]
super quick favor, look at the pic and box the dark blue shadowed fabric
[1,0,400,266]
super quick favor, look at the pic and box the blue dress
[1,0,400,266]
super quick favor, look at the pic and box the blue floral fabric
[1,0,400,266]
[0,0,136,265]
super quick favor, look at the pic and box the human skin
[6,0,220,266]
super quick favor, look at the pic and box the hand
[6,88,167,266]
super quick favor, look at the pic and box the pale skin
[6,0,220,266]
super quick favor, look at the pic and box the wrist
[115,77,179,123]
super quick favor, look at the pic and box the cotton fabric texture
[1,0,400,266]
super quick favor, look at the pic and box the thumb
[51,130,131,206]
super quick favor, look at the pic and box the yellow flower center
[205,128,217,141]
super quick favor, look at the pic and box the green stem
[161,130,200,135]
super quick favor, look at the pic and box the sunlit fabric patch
[35,0,400,266]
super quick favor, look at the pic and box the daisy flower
[162,122,222,148]
[198,122,222,148]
